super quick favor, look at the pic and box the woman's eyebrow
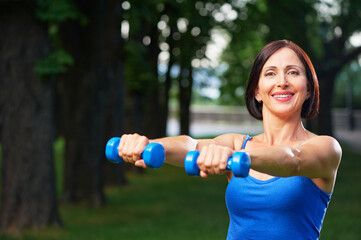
[263,65,304,69]
[264,65,277,69]
[286,64,303,69]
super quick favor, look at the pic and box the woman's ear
[255,88,262,103]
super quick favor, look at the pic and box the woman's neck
[261,112,308,146]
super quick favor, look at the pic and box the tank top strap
[241,135,253,150]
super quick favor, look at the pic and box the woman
[117,40,342,239]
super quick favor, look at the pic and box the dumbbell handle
[184,151,250,177]
[105,137,165,168]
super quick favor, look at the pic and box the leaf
[34,49,74,80]
[36,0,87,25]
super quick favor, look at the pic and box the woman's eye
[265,72,275,77]
[288,70,299,75]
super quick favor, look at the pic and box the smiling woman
[256,50,309,124]
[246,40,319,121]
[114,40,342,240]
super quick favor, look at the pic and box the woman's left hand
[196,144,234,178]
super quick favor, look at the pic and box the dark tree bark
[102,47,127,186]
[59,0,124,205]
[161,53,175,137]
[316,73,336,136]
[124,13,164,139]
[0,3,61,230]
[159,4,177,137]
[179,67,193,135]
[312,42,361,136]
[144,24,163,139]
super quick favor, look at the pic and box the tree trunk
[160,19,176,137]
[124,17,164,139]
[0,4,61,230]
[161,55,174,137]
[346,68,354,130]
[179,67,193,135]
[315,72,336,136]
[102,48,127,186]
[144,24,163,139]
[159,4,177,137]
[60,0,124,205]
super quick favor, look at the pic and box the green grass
[0,140,360,239]
[54,138,65,198]
[318,143,361,240]
[1,166,229,240]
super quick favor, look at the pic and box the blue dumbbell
[105,137,165,168]
[184,151,251,177]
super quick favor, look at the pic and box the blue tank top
[225,135,332,240]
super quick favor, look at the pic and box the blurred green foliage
[334,60,361,109]
[218,0,361,108]
[34,49,73,79]
[219,0,319,105]
[36,0,87,25]
[34,0,87,79]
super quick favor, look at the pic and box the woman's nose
[277,74,289,88]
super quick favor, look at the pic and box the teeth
[273,94,293,98]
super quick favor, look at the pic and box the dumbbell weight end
[184,151,251,177]
[105,137,165,168]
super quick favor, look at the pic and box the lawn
[0,139,360,239]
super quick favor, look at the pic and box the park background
[0,0,360,239]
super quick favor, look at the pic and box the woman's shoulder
[213,133,249,151]
[303,134,342,163]
[304,134,341,148]
[215,133,248,139]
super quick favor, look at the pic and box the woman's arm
[195,135,342,187]
[249,136,342,179]
[153,134,244,167]
[118,133,242,168]
[151,135,197,167]
[191,134,246,178]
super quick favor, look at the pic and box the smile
[272,94,294,98]
[272,92,294,102]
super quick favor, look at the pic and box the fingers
[117,133,149,167]
[134,160,147,168]
[200,170,208,178]
[197,144,233,177]
[133,136,148,162]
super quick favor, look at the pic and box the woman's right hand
[117,133,150,168]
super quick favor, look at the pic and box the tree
[58,0,125,205]
[164,0,225,135]
[0,1,61,230]
[220,0,361,135]
[122,0,163,139]
[122,0,226,136]
[311,0,361,135]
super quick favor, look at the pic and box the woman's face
[255,47,310,119]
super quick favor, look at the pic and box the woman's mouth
[272,92,294,102]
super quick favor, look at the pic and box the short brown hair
[245,40,319,120]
